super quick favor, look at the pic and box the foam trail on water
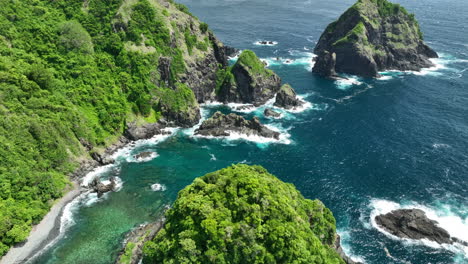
[369,199,468,257]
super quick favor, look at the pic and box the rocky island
[195,111,280,139]
[142,165,352,264]
[274,84,305,109]
[313,0,438,78]
[375,209,467,246]
[217,50,282,106]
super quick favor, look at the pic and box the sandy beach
[0,182,81,264]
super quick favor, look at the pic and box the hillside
[142,164,346,264]
[0,0,267,256]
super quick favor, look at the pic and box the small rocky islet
[195,111,280,139]
[312,0,438,78]
[375,209,467,246]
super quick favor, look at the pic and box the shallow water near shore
[31,0,468,263]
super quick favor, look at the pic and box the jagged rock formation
[375,209,466,245]
[195,111,279,139]
[89,177,116,198]
[264,108,281,118]
[218,50,282,106]
[313,0,438,77]
[274,84,304,109]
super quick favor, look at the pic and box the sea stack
[217,50,282,106]
[313,0,438,78]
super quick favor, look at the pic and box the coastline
[0,182,82,264]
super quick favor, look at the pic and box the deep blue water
[33,0,468,263]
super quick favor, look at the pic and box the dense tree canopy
[143,165,345,264]
[0,0,212,255]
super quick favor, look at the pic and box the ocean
[32,0,468,263]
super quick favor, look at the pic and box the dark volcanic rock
[274,84,304,109]
[264,108,281,118]
[313,50,337,77]
[218,50,282,106]
[195,111,280,139]
[313,0,438,78]
[158,56,172,87]
[375,209,454,244]
[134,151,154,161]
[89,176,116,198]
[125,122,167,141]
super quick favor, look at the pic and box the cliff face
[313,0,438,77]
[142,165,346,264]
[218,50,282,106]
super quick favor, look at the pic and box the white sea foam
[261,51,316,71]
[111,127,178,161]
[337,229,367,263]
[228,50,242,63]
[194,123,292,146]
[369,199,468,257]
[432,143,451,149]
[130,151,159,163]
[80,164,115,187]
[378,53,461,77]
[335,76,363,90]
[151,183,166,192]
[254,41,278,46]
[210,154,217,161]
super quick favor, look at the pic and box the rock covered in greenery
[313,0,438,77]
[142,165,345,264]
[274,84,304,109]
[195,111,279,139]
[218,50,281,106]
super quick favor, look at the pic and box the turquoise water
[33,0,468,263]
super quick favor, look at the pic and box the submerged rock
[264,108,281,118]
[133,151,155,161]
[375,209,459,245]
[313,0,438,78]
[274,84,304,109]
[195,111,279,139]
[218,50,282,106]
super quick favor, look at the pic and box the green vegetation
[120,242,136,264]
[333,21,366,46]
[0,0,216,256]
[235,50,274,77]
[155,83,197,114]
[328,0,423,48]
[215,65,232,94]
[143,164,344,264]
[199,22,209,33]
